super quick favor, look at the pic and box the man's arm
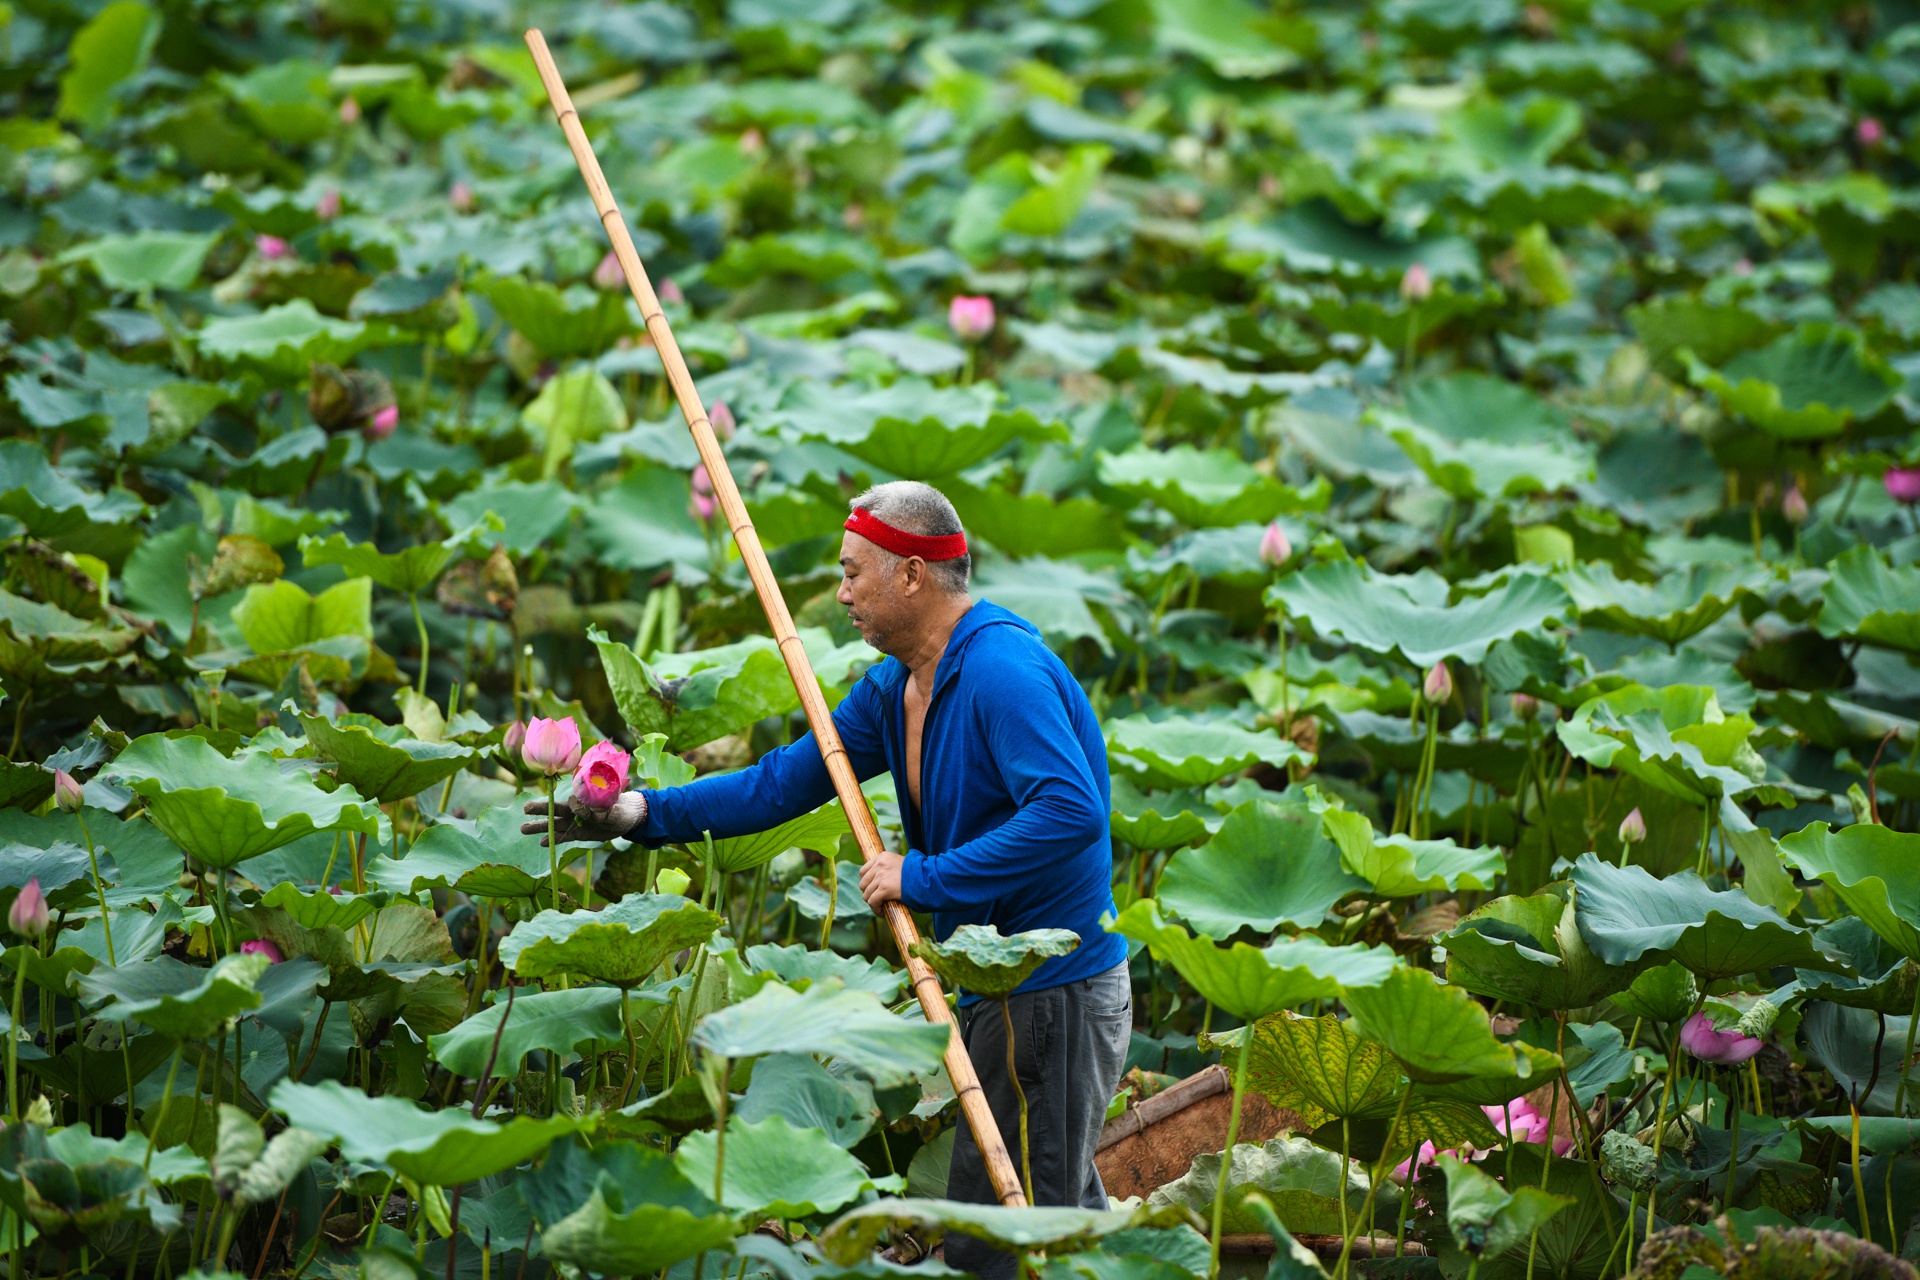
[895,661,1105,912]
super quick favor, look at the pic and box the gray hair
[849,481,971,593]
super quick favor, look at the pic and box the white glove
[520,791,648,846]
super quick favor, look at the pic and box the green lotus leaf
[0,590,138,684]
[910,924,1080,1001]
[1681,324,1900,439]
[442,479,582,558]
[1794,1116,1920,1155]
[1382,376,1589,499]
[816,1197,1199,1266]
[592,628,862,752]
[780,378,1068,479]
[1435,1152,1572,1264]
[1268,560,1573,668]
[229,576,372,653]
[103,733,383,869]
[19,1154,179,1250]
[1439,889,1633,1010]
[1784,916,1918,1016]
[1814,546,1920,653]
[1157,800,1364,937]
[689,981,949,1087]
[297,711,475,803]
[0,758,56,811]
[735,1053,878,1150]
[707,799,850,874]
[944,478,1133,558]
[0,441,144,537]
[498,893,723,986]
[1145,1134,1389,1236]
[1242,1012,1403,1128]
[1800,1000,1908,1116]
[427,987,626,1078]
[1323,810,1502,898]
[254,882,388,933]
[1225,200,1480,286]
[1778,822,1920,962]
[1107,717,1310,789]
[1556,686,1776,809]
[1107,900,1396,1020]
[271,1078,585,1184]
[299,525,486,596]
[1626,295,1783,371]
[474,275,635,359]
[1108,777,1216,851]
[61,228,216,292]
[86,952,269,1040]
[1558,561,1772,646]
[1342,964,1554,1086]
[1609,961,1699,1023]
[675,1114,901,1218]
[973,557,1129,656]
[738,943,903,1001]
[1097,445,1329,528]
[1570,854,1837,982]
[520,1135,736,1274]
[195,300,390,379]
[368,808,556,899]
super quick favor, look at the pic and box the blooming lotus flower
[1618,807,1646,845]
[521,717,582,776]
[593,250,625,291]
[53,769,83,814]
[948,295,996,342]
[316,189,341,220]
[255,235,291,260]
[1782,486,1809,523]
[1394,1098,1570,1182]
[339,96,362,125]
[364,404,398,440]
[9,879,47,938]
[1400,262,1432,302]
[450,181,475,214]
[573,741,631,811]
[1423,661,1452,705]
[1886,467,1920,505]
[1679,1011,1764,1065]
[240,939,283,964]
[1859,116,1887,147]
[1259,522,1292,567]
[710,400,736,441]
[690,464,716,521]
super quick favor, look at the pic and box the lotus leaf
[676,1114,901,1217]
[1097,446,1328,528]
[269,1078,586,1184]
[1800,1001,1909,1115]
[1106,717,1311,789]
[1341,965,1555,1086]
[230,576,372,653]
[1441,889,1634,1010]
[816,1197,1200,1265]
[735,1053,878,1149]
[1557,687,1778,810]
[497,893,723,985]
[1108,777,1216,850]
[18,1155,179,1250]
[1571,855,1836,982]
[1323,810,1502,898]
[1559,561,1772,646]
[1778,822,1920,962]
[104,733,383,868]
[520,1135,736,1273]
[689,981,949,1087]
[1815,546,1920,653]
[86,952,269,1040]
[368,822,552,899]
[255,882,388,932]
[1434,1152,1572,1263]
[1610,962,1700,1023]
[0,440,145,537]
[1682,324,1901,439]
[707,799,850,874]
[1106,900,1396,1019]
[427,987,627,1077]
[1157,800,1363,937]
[297,711,475,803]
[910,924,1080,1000]
[299,526,485,596]
[1145,1135,1389,1236]
[195,300,389,379]
[1268,560,1573,667]
[1241,1013,1402,1127]
[1785,917,1918,1016]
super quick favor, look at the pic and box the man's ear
[901,555,927,596]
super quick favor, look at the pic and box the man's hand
[858,849,904,910]
[521,792,648,847]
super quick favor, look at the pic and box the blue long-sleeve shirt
[630,599,1126,1001]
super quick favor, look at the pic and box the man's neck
[894,594,973,686]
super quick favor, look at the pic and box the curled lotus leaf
[689,980,949,1087]
[84,952,270,1041]
[1323,809,1502,898]
[1814,546,1920,654]
[270,1078,587,1185]
[910,923,1080,1001]
[1779,822,1920,962]
[1267,559,1573,668]
[1106,715,1311,789]
[297,710,476,803]
[1341,964,1557,1086]
[816,1196,1200,1266]
[1440,889,1634,1010]
[497,893,723,986]
[1146,1133,1391,1237]
[427,987,627,1078]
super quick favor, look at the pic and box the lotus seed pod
[1736,997,1779,1040]
[1600,1129,1657,1192]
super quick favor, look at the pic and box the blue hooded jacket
[630,599,1126,1001]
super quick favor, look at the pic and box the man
[525,481,1130,1273]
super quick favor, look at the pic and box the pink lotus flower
[690,464,717,521]
[593,250,625,291]
[1859,116,1887,147]
[363,404,399,440]
[1401,263,1432,303]
[521,717,582,776]
[1679,1011,1764,1065]
[9,879,47,938]
[1782,486,1809,523]
[1618,807,1646,845]
[948,295,996,342]
[739,127,764,154]
[1259,523,1291,567]
[1885,467,1920,504]
[659,278,684,304]
[339,96,362,126]
[710,400,736,441]
[1394,1098,1570,1182]
[240,939,283,964]
[1734,258,1753,275]
[573,741,631,811]
[1423,661,1452,705]
[316,189,341,221]
[450,181,475,214]
[502,720,527,768]
[53,769,83,814]
[255,235,291,260]
[1512,693,1540,722]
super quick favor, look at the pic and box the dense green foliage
[2,0,1920,1278]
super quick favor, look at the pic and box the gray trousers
[945,962,1133,1279]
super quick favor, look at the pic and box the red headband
[844,506,968,561]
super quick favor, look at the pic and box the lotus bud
[1600,1130,1657,1193]
[450,181,475,213]
[316,189,341,220]
[1736,997,1780,1041]
[363,404,399,440]
[23,1096,52,1126]
[1885,466,1920,505]
[739,127,764,154]
[593,250,625,291]
[255,234,291,260]
[53,769,84,814]
[9,878,48,938]
[947,294,996,342]
[1422,661,1452,706]
[240,939,283,964]
[1617,807,1646,846]
[709,400,736,441]
[690,464,717,522]
[1678,1011,1764,1065]
[521,717,582,776]
[338,96,362,125]
[1734,257,1753,276]
[1511,692,1540,721]
[656,867,691,896]
[659,278,685,304]
[573,741,631,812]
[1781,485,1809,523]
[501,720,528,768]
[1400,262,1432,303]
[1859,116,1887,147]
[1258,522,1292,567]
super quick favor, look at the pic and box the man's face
[837,533,913,653]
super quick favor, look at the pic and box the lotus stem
[144,1044,184,1173]
[7,945,25,1121]
[411,591,431,697]
[820,855,838,951]
[1722,1067,1741,1217]
[712,1056,732,1205]
[1393,1146,1417,1257]
[1210,1021,1254,1279]
[999,997,1034,1205]
[320,830,343,889]
[75,810,113,965]
[1275,603,1291,736]
[1852,1100,1871,1244]
[620,986,639,1106]
[1899,980,1920,1118]
[1644,1000,1699,1255]
[545,776,560,911]
[1337,1083,1411,1278]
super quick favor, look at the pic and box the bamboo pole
[524,29,1029,1210]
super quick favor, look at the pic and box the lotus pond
[4,0,1920,1278]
